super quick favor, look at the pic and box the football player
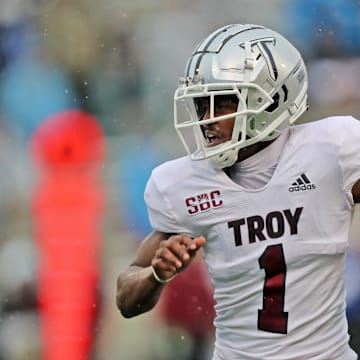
[116,24,359,359]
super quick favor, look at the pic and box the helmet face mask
[174,24,308,168]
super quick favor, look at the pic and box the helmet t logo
[239,37,278,81]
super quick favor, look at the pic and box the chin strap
[210,147,239,169]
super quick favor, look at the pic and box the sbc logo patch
[185,190,223,215]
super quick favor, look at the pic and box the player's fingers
[156,235,206,272]
[155,246,183,269]
[151,257,177,274]
[164,236,193,261]
[187,236,206,251]
[168,234,205,251]
[166,234,192,247]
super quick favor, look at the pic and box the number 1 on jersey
[258,244,288,334]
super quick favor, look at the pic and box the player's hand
[151,234,206,282]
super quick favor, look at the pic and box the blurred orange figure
[31,110,105,360]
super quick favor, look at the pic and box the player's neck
[236,140,275,163]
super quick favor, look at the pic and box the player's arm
[116,230,206,318]
[352,178,360,203]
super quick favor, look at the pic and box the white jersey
[144,116,360,360]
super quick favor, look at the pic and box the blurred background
[0,0,360,359]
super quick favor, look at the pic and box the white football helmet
[174,24,308,168]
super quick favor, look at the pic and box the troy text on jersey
[228,207,303,246]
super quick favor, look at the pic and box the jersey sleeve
[144,174,191,235]
[339,116,360,201]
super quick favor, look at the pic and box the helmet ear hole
[282,85,288,102]
[264,84,289,113]
[265,93,280,113]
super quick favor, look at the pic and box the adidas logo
[288,173,316,192]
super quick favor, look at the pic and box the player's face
[195,95,238,147]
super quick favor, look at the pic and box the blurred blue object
[287,0,360,57]
[345,248,360,319]
[117,134,165,240]
[0,56,76,140]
